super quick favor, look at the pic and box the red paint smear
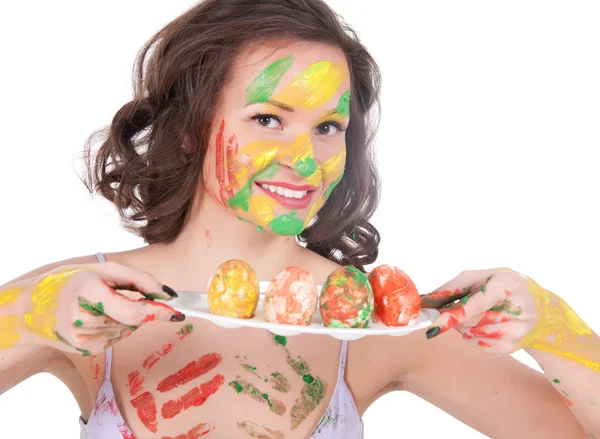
[427,288,462,300]
[461,332,473,340]
[161,374,225,419]
[476,310,503,326]
[500,315,511,323]
[470,326,504,339]
[161,423,213,439]
[214,119,228,208]
[478,340,493,348]
[96,392,119,417]
[117,422,136,439]
[204,229,213,249]
[157,352,223,393]
[557,391,573,407]
[143,342,175,371]
[130,391,158,433]
[128,371,144,397]
[89,357,100,380]
[438,306,466,333]
[142,314,156,323]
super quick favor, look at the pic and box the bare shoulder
[2,254,101,286]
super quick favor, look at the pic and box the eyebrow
[244,99,295,112]
[244,101,347,119]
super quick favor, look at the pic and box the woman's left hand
[419,267,591,355]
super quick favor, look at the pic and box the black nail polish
[170,313,186,322]
[426,326,441,340]
[162,285,178,298]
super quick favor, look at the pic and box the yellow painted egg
[264,266,317,325]
[207,259,259,319]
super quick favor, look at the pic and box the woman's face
[202,42,351,236]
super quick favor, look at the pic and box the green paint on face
[74,320,83,327]
[246,55,294,104]
[323,171,344,200]
[256,226,263,232]
[97,302,104,313]
[274,334,287,346]
[553,378,560,384]
[336,91,351,117]
[268,210,304,235]
[294,157,318,177]
[228,163,279,212]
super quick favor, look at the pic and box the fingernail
[170,313,186,322]
[426,326,441,340]
[162,285,178,298]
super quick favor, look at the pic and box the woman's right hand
[23,261,184,356]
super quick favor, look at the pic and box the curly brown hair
[82,0,382,271]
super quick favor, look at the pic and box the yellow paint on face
[320,150,346,183]
[23,268,84,341]
[518,275,599,373]
[272,61,347,110]
[234,140,280,186]
[0,286,24,307]
[282,132,314,165]
[0,315,22,348]
[249,193,277,225]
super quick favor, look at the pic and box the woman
[0,0,597,438]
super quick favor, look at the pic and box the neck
[148,185,302,286]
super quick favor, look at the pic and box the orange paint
[161,374,225,419]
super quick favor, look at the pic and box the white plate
[160,284,439,341]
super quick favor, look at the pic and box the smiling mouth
[254,181,317,209]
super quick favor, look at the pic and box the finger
[89,261,178,301]
[78,294,185,327]
[420,269,498,309]
[458,320,536,342]
[426,271,520,339]
[72,311,123,329]
[460,299,526,327]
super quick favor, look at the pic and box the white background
[1,1,599,438]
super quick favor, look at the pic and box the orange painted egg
[320,266,373,328]
[368,265,421,326]
[264,266,317,325]
[207,259,259,319]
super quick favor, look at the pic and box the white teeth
[259,183,308,199]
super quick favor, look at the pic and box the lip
[254,181,318,191]
[255,182,316,209]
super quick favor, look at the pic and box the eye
[316,121,346,136]
[250,113,282,129]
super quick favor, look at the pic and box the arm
[523,321,600,437]
[0,256,97,392]
[401,328,588,438]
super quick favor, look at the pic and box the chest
[88,318,361,438]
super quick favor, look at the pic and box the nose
[278,133,318,178]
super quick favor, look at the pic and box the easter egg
[368,265,421,326]
[320,266,373,328]
[207,259,259,319]
[264,266,317,325]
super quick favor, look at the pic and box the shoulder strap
[95,252,106,263]
[337,340,349,382]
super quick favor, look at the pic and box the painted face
[203,42,351,236]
